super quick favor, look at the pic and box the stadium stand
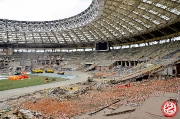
[0,0,180,118]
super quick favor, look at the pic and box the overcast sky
[0,0,92,21]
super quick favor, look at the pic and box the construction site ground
[0,71,180,119]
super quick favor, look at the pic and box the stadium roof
[0,0,179,48]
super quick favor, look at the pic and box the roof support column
[169,38,172,42]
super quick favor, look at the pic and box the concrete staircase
[82,63,98,72]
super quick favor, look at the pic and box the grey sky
[0,0,92,21]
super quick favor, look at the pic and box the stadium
[0,0,180,118]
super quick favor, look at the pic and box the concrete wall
[95,66,110,71]
[158,65,175,75]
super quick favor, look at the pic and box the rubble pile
[1,78,180,118]
[0,109,26,118]
[22,98,72,118]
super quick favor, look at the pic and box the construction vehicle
[45,69,54,73]
[32,69,44,73]
[57,71,65,75]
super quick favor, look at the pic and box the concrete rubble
[0,78,180,119]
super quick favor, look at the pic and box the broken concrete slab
[104,109,135,116]
[89,108,114,119]
[106,105,136,115]
[78,104,137,119]
[72,114,91,119]
[103,104,136,119]
[128,92,179,119]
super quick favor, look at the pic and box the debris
[87,77,93,82]
[45,78,49,82]
[1,78,180,118]
[3,107,9,112]
[1,109,27,119]
[104,109,136,116]
[19,109,42,118]
[88,99,121,116]
[116,83,130,88]
[57,71,65,75]
[125,103,140,107]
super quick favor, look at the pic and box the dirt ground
[0,72,180,119]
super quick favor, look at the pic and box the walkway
[0,71,92,101]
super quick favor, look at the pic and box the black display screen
[95,42,109,51]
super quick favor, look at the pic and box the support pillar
[125,61,127,67]
[129,61,131,67]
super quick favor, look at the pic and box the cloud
[0,0,92,21]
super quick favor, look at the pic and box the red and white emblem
[161,100,179,117]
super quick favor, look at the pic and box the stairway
[82,63,98,72]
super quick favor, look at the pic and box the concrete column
[125,61,127,67]
[116,61,118,65]
[8,47,13,55]
[129,61,131,67]
[169,38,172,42]
[122,61,124,66]
[147,42,150,46]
